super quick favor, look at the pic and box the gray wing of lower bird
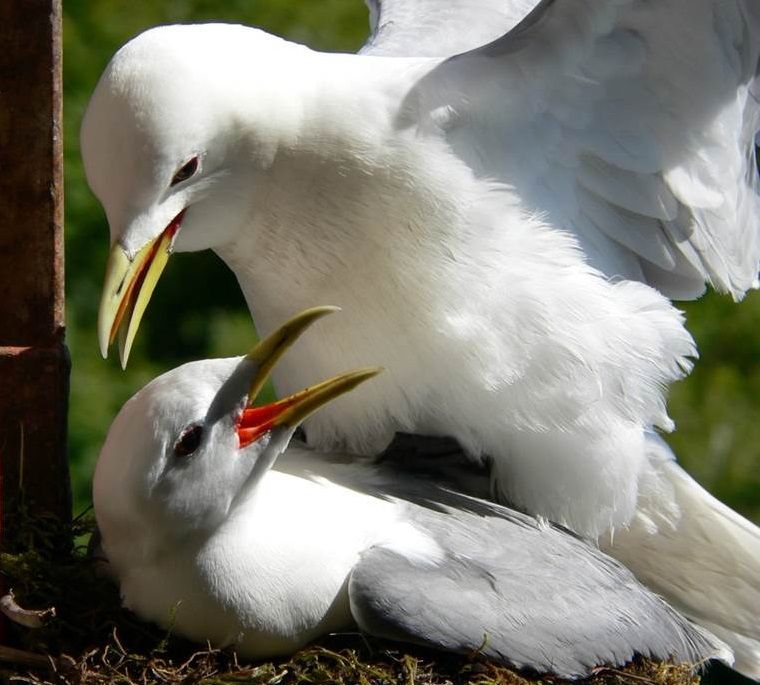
[348,502,730,678]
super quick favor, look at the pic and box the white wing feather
[605,434,760,678]
[360,0,536,57]
[403,0,760,299]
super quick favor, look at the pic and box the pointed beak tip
[97,313,112,361]
[119,345,131,370]
[309,304,344,322]
[353,366,384,385]
[301,304,342,322]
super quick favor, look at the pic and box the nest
[0,506,703,685]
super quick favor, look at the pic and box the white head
[81,24,310,366]
[93,306,380,564]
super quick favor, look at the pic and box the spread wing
[360,0,537,57]
[349,503,728,678]
[402,0,760,299]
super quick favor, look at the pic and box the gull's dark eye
[174,424,203,458]
[170,156,199,187]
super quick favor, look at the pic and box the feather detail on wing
[349,503,730,678]
[401,0,760,300]
[604,434,760,679]
[360,0,536,57]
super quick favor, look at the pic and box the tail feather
[698,621,760,680]
[603,434,760,679]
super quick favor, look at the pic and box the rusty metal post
[0,0,71,532]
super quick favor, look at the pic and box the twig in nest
[591,666,661,684]
[0,590,56,628]
[0,644,52,669]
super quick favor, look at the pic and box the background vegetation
[63,0,760,523]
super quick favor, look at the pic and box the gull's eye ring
[170,156,199,186]
[174,424,203,458]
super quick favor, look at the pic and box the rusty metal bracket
[0,0,71,541]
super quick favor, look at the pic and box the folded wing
[349,504,729,677]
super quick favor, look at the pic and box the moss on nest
[0,507,702,685]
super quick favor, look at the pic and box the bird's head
[93,306,380,558]
[81,24,309,367]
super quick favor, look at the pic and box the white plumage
[81,0,760,676]
[93,336,730,677]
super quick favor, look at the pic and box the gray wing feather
[404,0,760,299]
[360,0,537,57]
[349,504,728,678]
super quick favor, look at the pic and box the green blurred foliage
[668,292,760,521]
[63,1,760,522]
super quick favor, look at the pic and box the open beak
[97,211,185,369]
[237,370,380,447]
[236,306,382,448]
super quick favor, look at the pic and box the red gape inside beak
[236,396,301,448]
[110,211,185,343]
[232,306,382,451]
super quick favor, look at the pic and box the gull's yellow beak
[97,212,184,368]
[236,368,381,447]
[237,306,382,447]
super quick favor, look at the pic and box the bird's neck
[213,52,532,454]
[217,131,487,446]
[189,455,401,654]
[216,50,444,300]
